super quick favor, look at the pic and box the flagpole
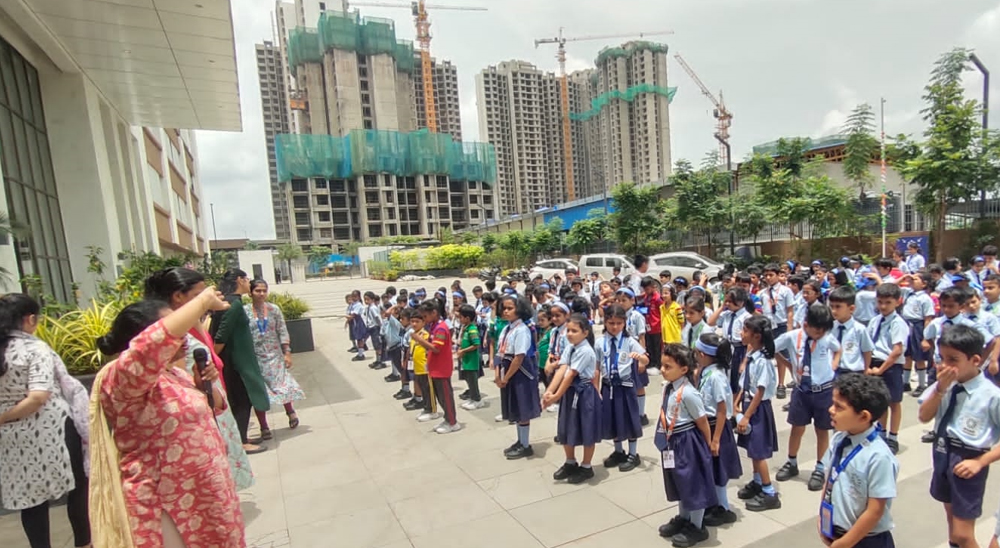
[880,97,887,257]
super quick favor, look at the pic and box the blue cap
[950,273,967,283]
[840,256,850,265]
[786,260,796,271]
[974,256,986,263]
[674,276,689,286]
[616,287,635,298]
[856,277,877,289]
[415,288,426,296]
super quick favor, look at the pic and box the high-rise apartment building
[414,58,462,141]
[593,42,673,187]
[256,41,292,241]
[476,42,674,217]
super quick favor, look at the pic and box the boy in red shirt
[638,276,663,426]
[412,300,462,434]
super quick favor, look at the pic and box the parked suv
[578,253,636,281]
[648,251,724,281]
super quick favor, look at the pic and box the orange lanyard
[658,384,687,440]
[795,330,818,377]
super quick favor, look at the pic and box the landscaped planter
[399,268,465,279]
[287,317,315,353]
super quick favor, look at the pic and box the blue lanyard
[825,429,879,501]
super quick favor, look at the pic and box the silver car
[649,252,724,282]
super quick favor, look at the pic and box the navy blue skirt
[737,399,778,460]
[636,369,650,388]
[662,428,719,511]
[601,383,642,441]
[708,417,742,486]
[350,316,368,341]
[501,370,541,423]
[557,381,602,446]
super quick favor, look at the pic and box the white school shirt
[905,253,926,274]
[834,318,874,373]
[820,425,898,534]
[719,309,750,345]
[924,314,977,363]
[699,364,734,419]
[561,339,598,380]
[625,308,648,342]
[596,332,646,386]
[758,283,794,329]
[867,313,908,364]
[774,329,839,386]
[661,378,707,429]
[681,320,707,349]
[967,312,1000,346]
[792,293,807,328]
[739,349,778,400]
[901,289,935,321]
[853,291,878,324]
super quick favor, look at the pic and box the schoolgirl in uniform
[735,315,781,512]
[348,290,368,361]
[694,332,741,526]
[536,306,553,388]
[708,287,752,394]
[617,288,650,424]
[681,297,708,349]
[544,302,570,419]
[655,344,717,547]
[496,295,541,459]
[543,313,602,484]
[599,305,648,472]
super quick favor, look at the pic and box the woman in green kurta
[212,269,270,454]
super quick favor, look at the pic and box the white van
[578,253,636,281]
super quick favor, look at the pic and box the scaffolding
[275,130,497,183]
[286,28,322,68]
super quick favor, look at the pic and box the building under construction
[476,41,675,217]
[274,10,497,245]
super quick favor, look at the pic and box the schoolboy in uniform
[708,287,752,394]
[827,286,875,376]
[774,304,842,491]
[819,374,898,548]
[759,263,796,399]
[923,287,976,391]
[901,271,936,396]
[919,325,1000,548]
[905,240,926,274]
[866,283,909,455]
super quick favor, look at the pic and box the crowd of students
[343,243,1000,548]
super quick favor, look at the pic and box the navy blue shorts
[787,386,833,429]
[834,530,894,548]
[870,360,904,403]
[930,443,990,519]
[904,319,929,361]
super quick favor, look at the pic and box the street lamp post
[969,53,990,218]
[715,135,735,257]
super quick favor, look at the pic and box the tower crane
[673,53,732,168]
[534,29,673,201]
[349,1,487,133]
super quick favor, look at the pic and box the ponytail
[744,315,775,359]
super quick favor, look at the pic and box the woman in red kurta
[97,288,245,548]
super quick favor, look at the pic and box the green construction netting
[595,41,670,65]
[752,135,848,156]
[318,11,361,51]
[287,28,322,69]
[395,40,416,73]
[360,17,396,56]
[275,130,497,184]
[570,84,677,121]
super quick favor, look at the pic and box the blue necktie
[837,324,845,343]
[727,314,735,340]
[831,436,852,470]
[801,337,813,388]
[609,337,619,383]
[936,385,965,441]
[873,317,884,341]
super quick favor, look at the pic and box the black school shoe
[384,373,401,383]
[459,390,471,400]
[640,414,650,426]
[567,466,595,484]
[602,450,628,468]
[403,398,423,410]
[553,462,580,480]
[619,454,641,472]
[807,469,825,491]
[886,438,899,455]
[671,521,709,548]
[702,505,737,527]
[392,388,411,400]
[658,516,689,538]
[373,362,388,370]
[745,492,781,512]
[921,431,936,443]
[351,354,367,362]
[775,385,786,399]
[506,444,534,460]
[737,480,762,500]
[775,462,799,481]
[347,346,358,352]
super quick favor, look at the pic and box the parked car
[649,251,724,282]
[578,253,636,281]
[529,258,578,281]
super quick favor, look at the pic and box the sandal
[260,428,273,440]
[243,444,267,455]
[288,413,300,429]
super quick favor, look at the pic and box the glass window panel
[12,55,32,122]
[49,197,67,258]
[6,180,27,228]
[0,46,16,111]
[25,123,44,196]
[34,256,50,295]
[36,131,55,196]
[0,107,18,180]
[11,118,32,189]
[45,259,67,302]
[34,193,55,257]
[25,65,43,128]
[20,185,41,252]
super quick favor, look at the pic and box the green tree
[897,48,994,262]
[276,243,304,282]
[307,246,332,277]
[460,231,478,245]
[842,103,879,198]
[609,182,667,255]
[670,157,727,255]
[498,231,530,266]
[439,226,456,245]
[481,233,497,253]
[727,195,768,246]
[566,213,606,253]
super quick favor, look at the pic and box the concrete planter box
[287,318,315,353]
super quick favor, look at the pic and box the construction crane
[349,1,487,133]
[534,29,674,201]
[673,53,733,168]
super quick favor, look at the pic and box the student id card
[819,500,834,539]
[661,450,675,469]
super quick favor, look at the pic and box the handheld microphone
[192,348,215,409]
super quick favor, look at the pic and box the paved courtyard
[3,276,1000,547]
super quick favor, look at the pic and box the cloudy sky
[196,0,1000,240]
